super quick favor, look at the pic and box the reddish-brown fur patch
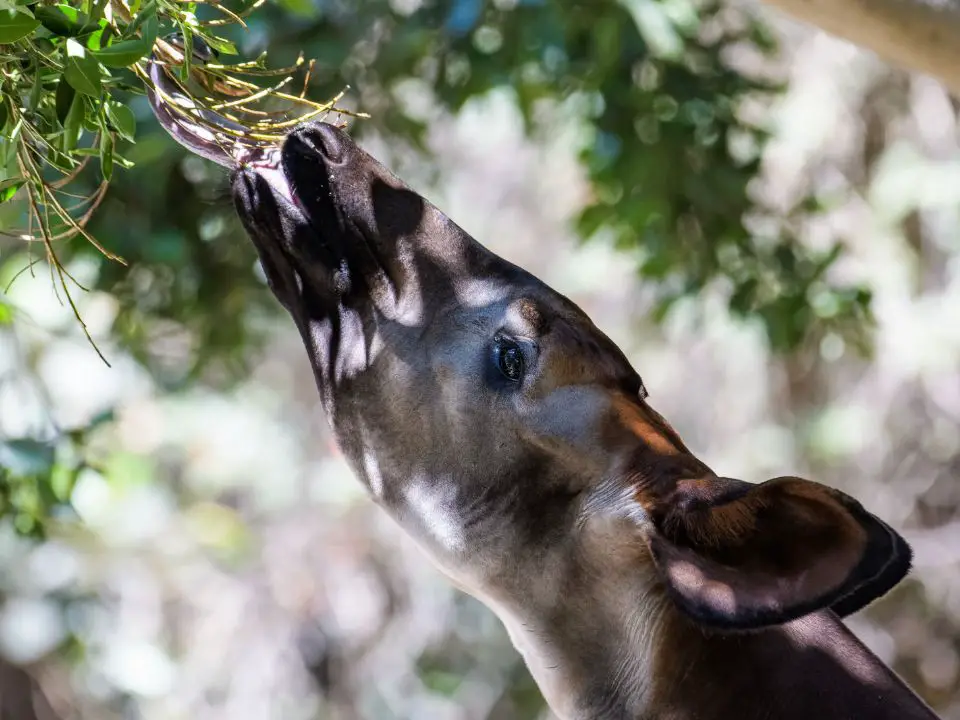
[614,397,685,457]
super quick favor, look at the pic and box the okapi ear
[640,476,912,630]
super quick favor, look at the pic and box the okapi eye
[495,338,525,382]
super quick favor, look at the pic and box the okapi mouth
[144,38,295,203]
[145,41,401,319]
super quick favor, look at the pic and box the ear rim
[644,477,913,631]
[825,503,913,619]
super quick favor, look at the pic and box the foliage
[0,415,105,538]
[0,0,351,357]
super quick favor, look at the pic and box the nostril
[289,122,345,164]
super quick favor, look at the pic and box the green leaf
[178,23,194,83]
[748,20,779,55]
[81,101,100,131]
[105,101,135,142]
[49,461,81,502]
[64,38,102,97]
[1,124,19,173]
[0,178,24,203]
[55,76,76,124]
[85,21,108,51]
[0,439,56,477]
[31,36,55,55]
[99,131,113,180]
[33,4,96,37]
[28,68,43,110]
[123,0,156,38]
[93,10,156,67]
[103,450,154,488]
[89,0,109,23]
[275,0,313,18]
[0,7,39,43]
[202,34,237,55]
[13,513,38,536]
[62,92,84,151]
[0,300,14,325]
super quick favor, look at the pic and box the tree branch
[760,0,960,96]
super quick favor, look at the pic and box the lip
[242,146,296,207]
[233,123,387,315]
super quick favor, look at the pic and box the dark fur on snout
[233,125,431,319]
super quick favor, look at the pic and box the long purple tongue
[145,37,265,170]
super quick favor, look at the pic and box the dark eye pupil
[499,345,523,381]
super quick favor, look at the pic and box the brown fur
[651,608,937,720]
[225,122,937,720]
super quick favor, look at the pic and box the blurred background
[2,0,960,717]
